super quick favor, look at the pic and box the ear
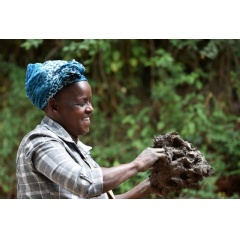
[47,98,59,114]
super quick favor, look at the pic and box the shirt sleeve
[27,134,104,198]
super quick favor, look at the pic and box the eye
[75,98,92,107]
[76,102,86,107]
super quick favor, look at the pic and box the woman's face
[52,81,94,142]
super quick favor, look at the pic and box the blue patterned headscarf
[25,59,88,110]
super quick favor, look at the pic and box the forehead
[55,81,91,99]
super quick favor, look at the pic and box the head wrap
[25,59,88,110]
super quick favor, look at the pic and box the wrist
[148,178,163,197]
[131,160,141,173]
[139,178,153,195]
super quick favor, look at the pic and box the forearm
[101,161,139,193]
[101,147,165,195]
[115,178,152,199]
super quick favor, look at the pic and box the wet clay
[149,132,214,197]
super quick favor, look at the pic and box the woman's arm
[101,147,165,193]
[115,178,154,199]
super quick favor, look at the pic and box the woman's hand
[134,147,166,172]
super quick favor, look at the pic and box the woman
[16,59,165,199]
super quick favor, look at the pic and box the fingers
[150,148,166,160]
[151,148,165,153]
[158,153,166,159]
[152,148,166,161]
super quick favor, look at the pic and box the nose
[86,103,94,113]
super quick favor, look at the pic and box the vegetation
[1,39,240,198]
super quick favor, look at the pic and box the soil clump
[149,131,214,197]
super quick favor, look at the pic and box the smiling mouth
[82,117,91,125]
[82,117,90,121]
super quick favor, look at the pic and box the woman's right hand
[133,147,166,172]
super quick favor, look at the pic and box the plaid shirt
[16,116,109,199]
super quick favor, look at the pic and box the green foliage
[0,60,44,197]
[1,39,240,198]
[21,39,43,50]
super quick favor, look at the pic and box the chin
[81,128,90,135]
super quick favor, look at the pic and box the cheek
[70,109,85,125]
[66,107,84,116]
[75,108,85,118]
[60,105,85,122]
